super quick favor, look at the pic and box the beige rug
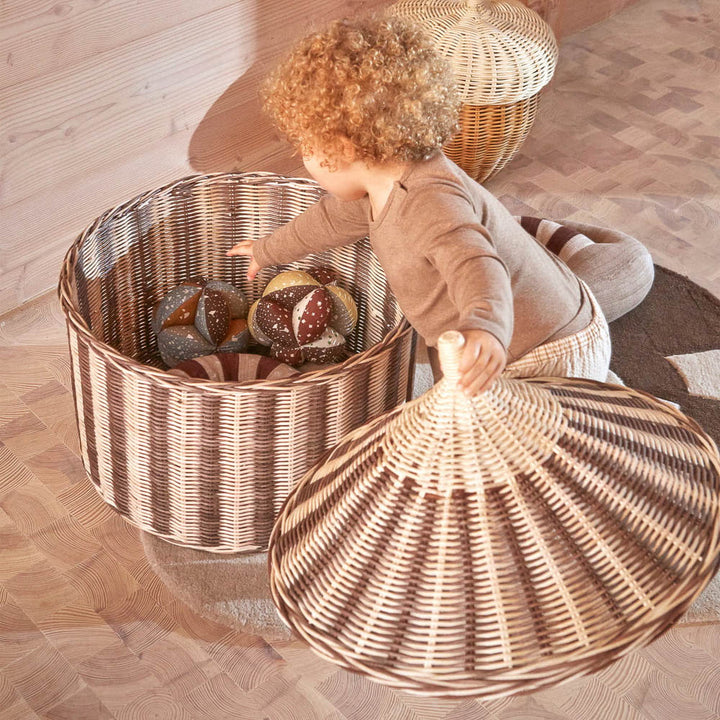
[142,532,292,640]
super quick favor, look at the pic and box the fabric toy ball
[153,277,249,367]
[247,267,358,366]
[167,353,299,382]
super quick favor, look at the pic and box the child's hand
[226,240,260,280]
[457,329,507,396]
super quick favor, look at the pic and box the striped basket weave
[58,172,414,553]
[269,331,720,698]
[391,0,558,182]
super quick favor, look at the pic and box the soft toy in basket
[248,268,358,366]
[152,277,250,367]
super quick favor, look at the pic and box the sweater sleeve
[253,193,370,267]
[413,186,514,350]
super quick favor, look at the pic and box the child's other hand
[457,329,507,396]
[226,240,260,280]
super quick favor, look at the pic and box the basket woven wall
[269,331,720,698]
[391,0,558,182]
[58,172,414,553]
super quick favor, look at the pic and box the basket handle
[437,330,465,384]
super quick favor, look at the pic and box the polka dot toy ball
[153,278,249,367]
[248,267,358,367]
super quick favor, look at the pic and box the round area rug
[609,265,720,624]
[609,265,720,449]
[142,265,720,632]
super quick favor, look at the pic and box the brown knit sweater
[253,153,591,360]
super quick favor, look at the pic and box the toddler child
[228,14,611,395]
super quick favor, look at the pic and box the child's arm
[415,188,513,394]
[227,193,369,279]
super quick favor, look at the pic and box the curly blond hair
[262,14,460,167]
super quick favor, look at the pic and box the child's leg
[503,281,611,382]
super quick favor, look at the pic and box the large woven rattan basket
[269,331,720,698]
[391,0,558,182]
[58,172,414,553]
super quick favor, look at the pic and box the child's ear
[338,136,358,163]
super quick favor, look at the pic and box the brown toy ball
[248,267,357,367]
[153,278,249,367]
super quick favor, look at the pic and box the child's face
[302,152,367,202]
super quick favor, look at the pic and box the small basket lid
[269,331,720,698]
[391,0,558,104]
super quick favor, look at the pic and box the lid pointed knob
[437,330,465,384]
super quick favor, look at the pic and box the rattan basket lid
[269,331,720,698]
[391,0,558,104]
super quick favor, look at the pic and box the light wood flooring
[2,0,720,716]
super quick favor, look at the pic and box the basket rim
[57,170,413,391]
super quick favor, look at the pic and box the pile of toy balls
[152,268,357,370]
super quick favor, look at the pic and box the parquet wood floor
[2,0,719,716]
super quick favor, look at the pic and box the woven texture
[58,172,414,553]
[391,0,558,181]
[269,332,720,698]
[443,96,539,181]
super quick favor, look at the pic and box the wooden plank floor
[2,0,720,716]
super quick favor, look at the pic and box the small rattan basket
[269,331,720,698]
[391,0,558,182]
[58,172,414,553]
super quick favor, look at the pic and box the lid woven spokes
[269,334,720,697]
[380,376,569,493]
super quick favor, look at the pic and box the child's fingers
[226,242,253,257]
[246,259,260,281]
[226,241,259,279]
[461,359,502,396]
[458,349,491,389]
[457,339,481,373]
[459,363,488,393]
[459,340,505,394]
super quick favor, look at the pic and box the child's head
[262,14,460,169]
